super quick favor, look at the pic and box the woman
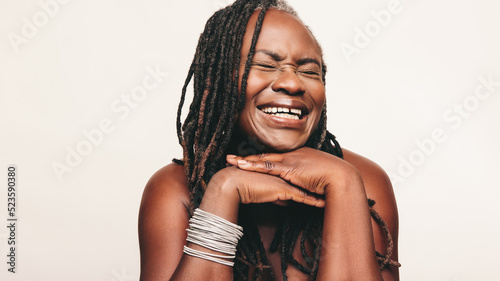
[139,0,400,280]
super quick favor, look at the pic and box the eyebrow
[297,57,321,68]
[255,49,321,67]
[255,49,284,61]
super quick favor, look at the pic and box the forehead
[242,9,322,61]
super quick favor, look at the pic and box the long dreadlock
[175,0,399,280]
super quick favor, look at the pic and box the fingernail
[227,155,237,159]
[237,160,248,166]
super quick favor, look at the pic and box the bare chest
[245,225,316,281]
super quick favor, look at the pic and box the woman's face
[236,9,326,152]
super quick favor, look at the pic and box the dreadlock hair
[175,0,399,280]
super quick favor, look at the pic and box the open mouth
[258,106,308,120]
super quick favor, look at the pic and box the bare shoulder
[140,162,190,209]
[342,149,396,209]
[138,162,191,280]
[342,148,400,278]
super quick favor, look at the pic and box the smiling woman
[236,10,325,152]
[138,1,400,280]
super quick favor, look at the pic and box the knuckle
[264,160,274,171]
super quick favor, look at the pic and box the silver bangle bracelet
[184,208,244,267]
[183,246,235,267]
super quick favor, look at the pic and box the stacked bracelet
[183,208,244,267]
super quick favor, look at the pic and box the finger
[280,184,325,208]
[234,171,324,208]
[226,153,283,166]
[242,153,284,162]
[226,154,244,166]
[254,179,324,208]
[235,159,288,179]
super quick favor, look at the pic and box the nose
[271,68,306,95]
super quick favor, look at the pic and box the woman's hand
[226,147,362,197]
[226,147,386,280]
[209,165,325,208]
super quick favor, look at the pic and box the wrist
[324,167,365,198]
[199,168,241,223]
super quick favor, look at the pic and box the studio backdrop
[1,0,499,280]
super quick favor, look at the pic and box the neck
[227,129,269,156]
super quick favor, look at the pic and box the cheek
[308,82,326,108]
[242,72,274,103]
[236,99,255,137]
[307,83,326,129]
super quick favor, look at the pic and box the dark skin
[138,9,399,281]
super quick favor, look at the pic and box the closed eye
[299,70,321,79]
[258,64,275,69]
[252,61,278,71]
[301,71,319,75]
[298,64,321,78]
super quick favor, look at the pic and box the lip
[257,99,310,115]
[256,99,310,129]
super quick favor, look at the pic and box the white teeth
[268,112,299,120]
[261,107,302,117]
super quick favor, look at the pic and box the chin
[260,137,307,152]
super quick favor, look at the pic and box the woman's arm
[139,149,398,280]
[138,163,191,281]
[343,150,399,281]
[139,164,238,281]
[139,162,324,281]
[316,164,382,280]
[227,147,399,281]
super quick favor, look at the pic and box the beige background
[1,0,499,280]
